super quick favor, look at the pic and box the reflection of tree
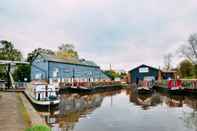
[165,95,184,108]
[181,96,197,131]
[182,111,197,131]
[185,97,197,111]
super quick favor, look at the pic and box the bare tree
[164,53,173,71]
[179,33,197,64]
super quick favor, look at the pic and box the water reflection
[37,89,197,131]
[128,89,162,110]
[57,93,103,130]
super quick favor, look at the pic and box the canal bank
[0,92,46,131]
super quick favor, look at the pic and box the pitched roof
[129,64,160,72]
[39,53,99,67]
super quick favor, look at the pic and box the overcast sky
[0,0,197,70]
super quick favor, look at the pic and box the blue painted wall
[31,55,48,80]
[48,61,108,80]
[31,55,109,82]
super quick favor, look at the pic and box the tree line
[163,33,197,79]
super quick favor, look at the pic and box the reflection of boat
[129,88,162,110]
[65,86,92,93]
[168,88,185,95]
[24,81,60,106]
[136,87,152,94]
[154,86,186,95]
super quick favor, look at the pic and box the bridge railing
[14,82,29,88]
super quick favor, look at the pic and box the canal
[37,89,197,131]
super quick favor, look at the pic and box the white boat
[25,81,60,106]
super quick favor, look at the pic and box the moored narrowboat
[24,81,60,106]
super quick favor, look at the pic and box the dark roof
[129,64,160,72]
[38,53,99,68]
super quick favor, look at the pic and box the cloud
[0,0,197,70]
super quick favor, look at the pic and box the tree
[179,33,197,64]
[13,64,31,82]
[0,40,22,81]
[163,53,173,71]
[119,72,127,79]
[178,60,193,78]
[56,44,79,59]
[0,40,22,61]
[27,48,55,63]
[104,70,119,80]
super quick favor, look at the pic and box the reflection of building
[59,94,103,115]
[31,53,109,84]
[52,93,103,131]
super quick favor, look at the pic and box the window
[53,68,59,77]
[35,73,42,79]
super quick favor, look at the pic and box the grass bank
[17,93,32,128]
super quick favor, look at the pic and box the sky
[0,0,197,71]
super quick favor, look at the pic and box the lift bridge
[0,60,29,89]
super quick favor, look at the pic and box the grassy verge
[17,93,32,128]
[25,125,51,131]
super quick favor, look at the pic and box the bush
[26,125,51,131]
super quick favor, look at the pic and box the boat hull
[137,89,152,94]
[24,90,60,106]
[60,85,123,94]
[153,86,197,95]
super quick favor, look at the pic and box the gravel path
[0,92,26,131]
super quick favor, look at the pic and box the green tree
[0,40,22,61]
[13,64,31,82]
[56,44,79,59]
[104,70,119,80]
[119,72,127,79]
[193,64,197,78]
[0,40,22,81]
[27,48,54,63]
[178,60,193,78]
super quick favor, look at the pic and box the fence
[14,82,29,88]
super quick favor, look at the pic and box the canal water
[38,89,197,131]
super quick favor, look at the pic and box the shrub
[26,125,51,131]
